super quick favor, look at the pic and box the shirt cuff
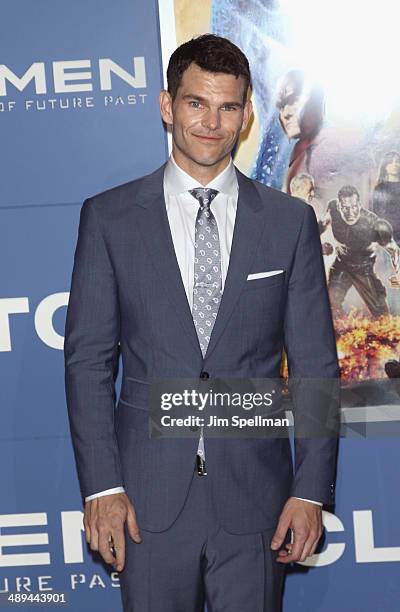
[85,486,125,502]
[293,496,323,506]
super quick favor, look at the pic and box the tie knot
[189,188,219,210]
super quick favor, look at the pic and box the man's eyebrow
[182,94,243,107]
[221,100,244,107]
[182,94,208,103]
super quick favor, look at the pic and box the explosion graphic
[280,310,400,385]
[334,310,400,383]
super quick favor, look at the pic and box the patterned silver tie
[189,187,222,474]
[190,187,222,353]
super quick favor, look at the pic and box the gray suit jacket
[64,163,340,534]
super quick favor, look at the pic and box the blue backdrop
[1,1,166,609]
[1,1,399,610]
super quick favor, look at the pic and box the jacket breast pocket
[244,271,285,291]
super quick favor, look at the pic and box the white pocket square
[247,270,284,280]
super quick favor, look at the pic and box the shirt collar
[164,153,238,197]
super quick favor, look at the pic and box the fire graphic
[334,310,400,383]
[281,310,400,384]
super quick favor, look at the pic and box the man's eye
[222,105,237,111]
[189,101,202,108]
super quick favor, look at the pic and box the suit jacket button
[200,371,209,379]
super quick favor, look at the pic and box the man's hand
[84,492,141,572]
[270,497,323,563]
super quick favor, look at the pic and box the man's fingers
[274,498,323,564]
[84,492,141,565]
[289,530,307,562]
[88,502,99,551]
[126,505,142,543]
[299,533,318,562]
[112,529,126,572]
[270,517,290,550]
[83,514,91,544]
[276,529,307,563]
[98,530,116,565]
[308,540,319,558]
[277,528,322,563]
[303,529,323,560]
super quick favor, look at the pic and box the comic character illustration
[319,185,400,318]
[289,173,334,254]
[373,151,400,245]
[276,70,324,202]
[289,172,315,204]
[275,70,374,215]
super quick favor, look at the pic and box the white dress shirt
[85,155,322,507]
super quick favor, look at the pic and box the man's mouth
[193,134,223,142]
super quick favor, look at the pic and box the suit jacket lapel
[134,165,203,358]
[204,169,266,360]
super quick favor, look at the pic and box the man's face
[338,195,361,225]
[160,63,252,174]
[278,85,303,139]
[291,179,315,204]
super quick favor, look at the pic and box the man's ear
[240,99,253,133]
[159,90,173,126]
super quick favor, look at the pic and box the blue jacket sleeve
[284,203,341,505]
[64,198,123,499]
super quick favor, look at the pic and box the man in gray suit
[64,35,340,611]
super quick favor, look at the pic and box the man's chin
[174,140,232,169]
[188,152,229,168]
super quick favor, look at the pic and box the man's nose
[202,108,221,130]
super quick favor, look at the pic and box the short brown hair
[167,34,251,103]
